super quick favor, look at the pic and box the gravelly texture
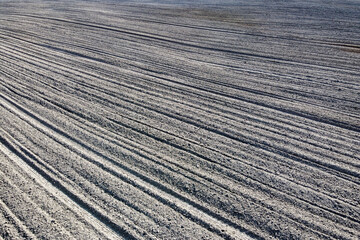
[0,0,359,239]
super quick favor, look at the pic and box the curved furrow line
[11,32,360,117]
[78,116,355,225]
[1,33,358,146]
[0,156,138,240]
[2,65,360,218]
[118,13,360,54]
[0,198,38,240]
[0,103,262,240]
[4,68,360,218]
[7,13,360,75]
[0,131,139,240]
[3,24,359,101]
[195,58,360,91]
[83,115,360,208]
[0,167,76,240]
[0,109,194,239]
[0,96,346,240]
[79,117,360,229]
[0,92,256,240]
[61,117,360,239]
[84,87,359,163]
[84,75,359,169]
[1,52,358,176]
[112,65,360,140]
[53,78,359,181]
[134,72,360,133]
[1,63,358,212]
[0,154,84,240]
[64,106,360,228]
[1,84,358,238]
[1,3,359,238]
[138,73,360,139]
[7,70,358,237]
[2,42,358,172]
[2,16,358,94]
[0,128,192,240]
[4,107,358,240]
[113,71,359,146]
[2,65,360,210]
[1,50,358,171]
[2,77,360,218]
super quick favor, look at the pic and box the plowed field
[0,0,359,239]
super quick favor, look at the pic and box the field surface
[0,0,360,239]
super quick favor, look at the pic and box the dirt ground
[0,0,359,239]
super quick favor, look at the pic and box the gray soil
[0,0,359,239]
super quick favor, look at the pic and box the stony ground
[0,0,359,239]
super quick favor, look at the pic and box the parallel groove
[0,1,359,239]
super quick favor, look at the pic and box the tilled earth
[0,0,359,239]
